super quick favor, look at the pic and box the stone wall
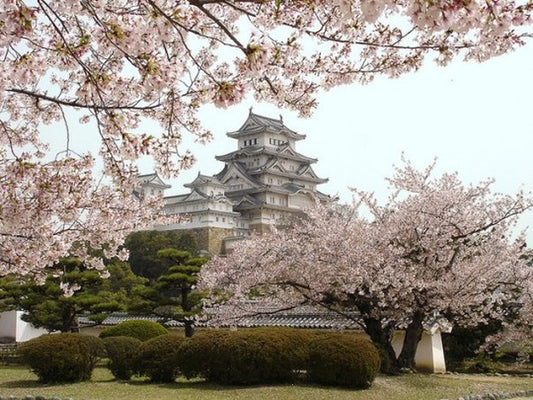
[187,227,234,256]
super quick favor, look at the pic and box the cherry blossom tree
[2,0,532,277]
[200,160,532,370]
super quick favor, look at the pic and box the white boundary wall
[392,330,447,373]
[0,311,48,342]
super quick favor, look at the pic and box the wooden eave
[216,161,264,188]
[226,112,305,141]
[184,172,225,189]
[137,172,171,189]
[249,166,328,184]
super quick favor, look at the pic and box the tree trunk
[70,318,80,333]
[397,310,425,369]
[62,310,78,333]
[362,316,400,374]
[181,286,190,312]
[181,286,194,337]
[184,320,195,337]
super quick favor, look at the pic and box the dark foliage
[99,320,168,342]
[442,321,503,369]
[307,333,380,388]
[176,329,229,380]
[135,334,185,383]
[18,333,99,383]
[103,336,142,380]
[179,328,314,385]
[374,343,396,375]
[79,334,105,370]
[153,249,207,337]
[125,231,198,280]
[0,259,146,333]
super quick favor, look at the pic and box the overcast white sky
[157,44,533,243]
[45,41,531,244]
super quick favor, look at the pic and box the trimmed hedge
[178,330,229,381]
[179,328,314,385]
[307,333,380,388]
[18,333,99,383]
[99,320,168,342]
[80,334,105,370]
[374,343,396,375]
[103,336,142,380]
[136,334,185,383]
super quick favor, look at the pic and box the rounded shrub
[249,327,315,373]
[102,336,142,380]
[18,333,96,383]
[136,334,185,382]
[179,328,313,385]
[307,333,380,388]
[79,335,105,370]
[99,320,168,342]
[374,344,396,375]
[178,330,230,381]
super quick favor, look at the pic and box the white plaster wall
[158,212,236,230]
[0,310,17,340]
[0,311,47,342]
[288,193,313,209]
[391,331,446,373]
[201,184,224,197]
[15,311,48,342]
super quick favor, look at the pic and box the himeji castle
[136,110,330,255]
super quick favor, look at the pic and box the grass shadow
[122,378,366,393]
[124,379,231,391]
[0,379,53,389]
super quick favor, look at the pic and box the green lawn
[1,365,531,400]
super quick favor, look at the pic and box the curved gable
[218,162,261,189]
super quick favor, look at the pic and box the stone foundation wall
[186,227,234,256]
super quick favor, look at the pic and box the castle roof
[227,110,306,141]
[214,161,265,189]
[164,188,233,205]
[248,158,328,184]
[215,144,317,164]
[184,173,225,189]
[137,172,171,189]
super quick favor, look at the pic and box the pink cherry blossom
[1,0,532,278]
[200,159,532,367]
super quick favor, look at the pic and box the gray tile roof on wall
[79,308,362,330]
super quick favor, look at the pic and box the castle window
[269,138,286,146]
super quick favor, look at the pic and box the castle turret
[155,111,330,253]
[214,111,329,232]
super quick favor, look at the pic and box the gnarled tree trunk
[397,310,425,369]
[362,315,401,374]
